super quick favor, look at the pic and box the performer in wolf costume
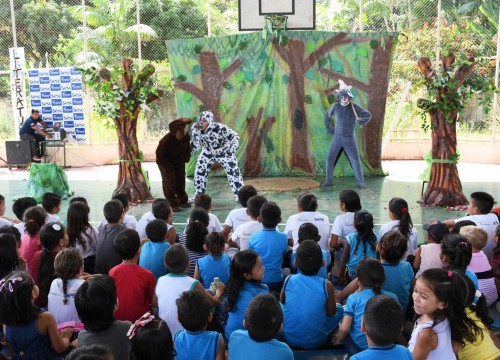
[156,118,192,210]
[323,80,372,188]
[191,110,244,200]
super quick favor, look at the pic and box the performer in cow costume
[191,110,244,200]
[323,80,372,189]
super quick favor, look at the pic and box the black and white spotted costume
[191,110,244,197]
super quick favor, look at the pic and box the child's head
[0,194,5,216]
[459,225,488,251]
[65,344,114,360]
[69,196,88,205]
[440,234,472,272]
[378,230,408,263]
[451,220,476,234]
[245,293,283,342]
[12,197,37,221]
[0,233,20,279]
[75,275,117,333]
[112,193,129,212]
[186,220,208,253]
[353,210,377,256]
[131,318,174,360]
[146,219,168,243]
[103,200,124,224]
[226,250,263,311]
[297,222,321,244]
[67,201,91,249]
[297,192,318,212]
[362,295,404,346]
[194,193,212,211]
[41,192,61,214]
[188,207,210,227]
[164,244,189,274]
[338,190,361,212]
[388,197,413,237]
[54,248,83,305]
[24,206,47,237]
[296,240,323,275]
[204,232,225,258]
[176,289,210,332]
[468,191,494,215]
[356,258,385,294]
[152,199,172,221]
[259,201,281,228]
[424,222,449,242]
[0,271,38,326]
[114,229,140,260]
[237,185,257,207]
[0,225,22,249]
[40,222,66,251]
[246,195,268,219]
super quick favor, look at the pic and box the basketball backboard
[239,0,315,31]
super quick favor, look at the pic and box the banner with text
[9,47,27,133]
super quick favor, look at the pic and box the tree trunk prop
[175,51,242,122]
[99,59,163,204]
[244,107,276,176]
[417,52,474,206]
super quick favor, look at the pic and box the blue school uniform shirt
[344,288,398,350]
[225,282,269,342]
[174,329,221,360]
[381,261,414,312]
[290,249,329,279]
[345,232,378,276]
[138,241,170,279]
[465,269,479,290]
[228,330,293,360]
[196,253,231,289]
[249,229,288,283]
[350,344,414,360]
[282,274,343,349]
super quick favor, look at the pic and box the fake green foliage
[26,163,73,202]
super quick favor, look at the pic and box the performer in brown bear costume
[156,118,192,211]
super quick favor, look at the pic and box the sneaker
[32,156,41,161]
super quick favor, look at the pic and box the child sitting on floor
[223,185,258,240]
[42,192,62,224]
[289,222,329,278]
[194,232,231,289]
[139,219,171,280]
[228,195,267,253]
[413,222,448,276]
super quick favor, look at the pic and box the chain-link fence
[0,0,498,143]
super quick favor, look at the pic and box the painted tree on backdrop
[84,59,163,204]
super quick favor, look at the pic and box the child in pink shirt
[20,206,47,271]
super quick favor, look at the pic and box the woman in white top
[378,197,417,256]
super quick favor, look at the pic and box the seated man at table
[19,109,52,161]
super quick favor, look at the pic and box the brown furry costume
[156,118,192,208]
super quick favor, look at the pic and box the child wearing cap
[413,222,448,276]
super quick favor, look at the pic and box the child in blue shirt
[174,289,225,360]
[350,295,412,360]
[139,219,170,279]
[229,293,293,360]
[378,230,414,313]
[282,240,344,349]
[289,222,329,278]
[249,201,289,291]
[332,258,398,355]
[194,232,231,289]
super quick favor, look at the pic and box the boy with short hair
[174,290,225,360]
[95,200,128,274]
[139,219,170,279]
[229,293,293,359]
[75,275,132,360]
[136,198,176,244]
[222,185,258,240]
[41,192,62,223]
[12,196,37,234]
[281,240,343,349]
[249,201,289,291]
[99,193,137,230]
[350,295,412,359]
[109,228,156,322]
[289,222,329,278]
[444,191,499,260]
[229,195,267,252]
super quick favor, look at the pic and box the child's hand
[81,273,101,280]
[214,281,225,295]
[60,328,73,339]
[18,257,27,271]
[330,329,343,346]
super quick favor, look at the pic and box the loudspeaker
[5,141,32,165]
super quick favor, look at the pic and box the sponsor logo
[63,106,73,113]
[41,92,51,99]
[51,92,62,99]
[43,115,53,121]
[50,84,61,91]
[41,99,52,107]
[60,75,71,83]
[28,70,39,77]
[64,121,74,128]
[52,99,62,106]
[31,100,41,107]
[30,85,40,92]
[42,107,52,114]
[75,128,86,135]
[39,77,50,84]
[29,78,40,85]
[60,68,71,75]
[62,99,73,106]
[70,68,81,75]
[63,114,74,121]
[62,91,72,98]
[52,107,62,114]
[40,84,50,92]
[72,98,83,106]
[39,69,50,76]
[30,93,41,100]
[45,121,53,128]
[71,83,82,90]
[74,120,85,127]
[53,114,63,121]
[61,83,72,91]
[49,69,60,76]
[74,113,84,120]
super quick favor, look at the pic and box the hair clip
[401,207,408,213]
[51,223,62,231]
[447,271,453,278]
[0,276,23,293]
[459,241,468,247]
[472,290,482,307]
[127,312,155,339]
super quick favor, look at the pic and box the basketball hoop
[263,15,288,45]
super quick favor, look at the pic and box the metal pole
[9,0,17,49]
[359,0,363,32]
[436,0,442,71]
[82,0,88,68]
[492,6,500,142]
[136,0,142,68]
[207,0,211,37]
[82,0,92,144]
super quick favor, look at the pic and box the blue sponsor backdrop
[28,67,87,143]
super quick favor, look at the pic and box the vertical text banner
[27,67,87,143]
[9,47,27,135]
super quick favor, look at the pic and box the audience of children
[414,222,448,276]
[138,219,171,279]
[281,240,343,349]
[42,192,62,224]
[136,198,176,244]
[194,232,231,289]
[178,207,210,277]
[174,289,225,360]
[228,195,267,253]
[228,293,293,359]
[109,229,156,323]
[66,200,98,274]
[99,193,137,230]
[222,185,257,240]
[289,222,329,278]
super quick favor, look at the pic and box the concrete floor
[0,160,498,243]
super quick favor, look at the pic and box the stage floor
[1,160,498,242]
